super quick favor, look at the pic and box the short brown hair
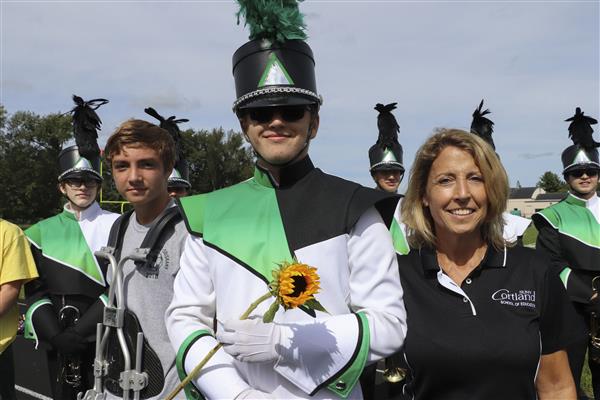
[105,119,176,172]
[401,128,509,250]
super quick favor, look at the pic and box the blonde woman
[398,129,581,399]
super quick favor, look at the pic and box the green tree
[182,127,254,194]
[0,109,72,224]
[536,171,568,193]
[0,105,254,222]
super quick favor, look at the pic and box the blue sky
[2,0,598,190]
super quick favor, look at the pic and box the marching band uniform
[532,107,600,397]
[23,96,118,399]
[361,103,408,400]
[169,158,405,399]
[166,4,406,398]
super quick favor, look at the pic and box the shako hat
[369,103,404,173]
[58,95,108,182]
[561,107,600,174]
[232,0,321,111]
[144,107,192,190]
[470,99,496,150]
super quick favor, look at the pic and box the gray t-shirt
[106,202,188,399]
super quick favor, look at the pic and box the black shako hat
[470,99,496,150]
[58,95,108,182]
[167,161,191,189]
[144,107,192,190]
[369,103,404,173]
[232,0,321,111]
[561,107,600,174]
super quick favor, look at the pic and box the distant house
[506,187,567,218]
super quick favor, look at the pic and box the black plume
[374,103,400,149]
[470,99,495,150]
[70,95,108,160]
[565,107,600,148]
[144,107,189,161]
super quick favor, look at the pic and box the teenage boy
[166,3,406,398]
[103,119,188,399]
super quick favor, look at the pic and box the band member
[399,128,580,399]
[101,118,189,399]
[166,2,406,398]
[23,96,118,399]
[532,107,600,398]
[0,219,38,400]
[144,107,193,198]
[369,103,405,195]
[361,103,408,399]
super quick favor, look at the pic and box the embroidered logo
[491,289,536,308]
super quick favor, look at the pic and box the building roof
[509,187,537,199]
[535,192,567,201]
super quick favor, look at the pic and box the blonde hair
[401,128,509,250]
[105,119,176,172]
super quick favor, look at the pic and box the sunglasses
[569,168,599,178]
[64,178,98,188]
[245,105,308,123]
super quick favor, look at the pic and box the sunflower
[270,260,321,309]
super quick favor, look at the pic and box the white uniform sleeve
[166,235,251,400]
[274,207,407,397]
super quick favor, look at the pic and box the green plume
[236,0,307,43]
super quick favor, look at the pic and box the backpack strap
[106,209,134,261]
[135,206,182,270]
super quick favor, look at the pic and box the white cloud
[1,1,598,188]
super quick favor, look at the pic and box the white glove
[217,318,281,363]
[234,388,275,399]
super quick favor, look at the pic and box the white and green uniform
[532,191,600,392]
[532,192,600,302]
[167,157,407,399]
[23,202,118,345]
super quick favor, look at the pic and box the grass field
[582,356,593,398]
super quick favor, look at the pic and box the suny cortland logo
[491,289,536,308]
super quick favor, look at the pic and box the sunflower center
[290,276,307,297]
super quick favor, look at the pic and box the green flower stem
[165,291,273,400]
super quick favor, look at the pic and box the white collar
[64,201,101,221]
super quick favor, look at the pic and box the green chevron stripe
[25,211,104,284]
[180,167,292,282]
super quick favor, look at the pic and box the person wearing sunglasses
[532,107,600,399]
[166,3,406,399]
[22,96,118,399]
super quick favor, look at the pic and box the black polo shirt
[398,244,585,400]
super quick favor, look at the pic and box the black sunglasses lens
[571,169,599,178]
[280,106,306,121]
[248,108,274,123]
[247,106,307,123]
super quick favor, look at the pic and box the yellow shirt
[0,219,38,354]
